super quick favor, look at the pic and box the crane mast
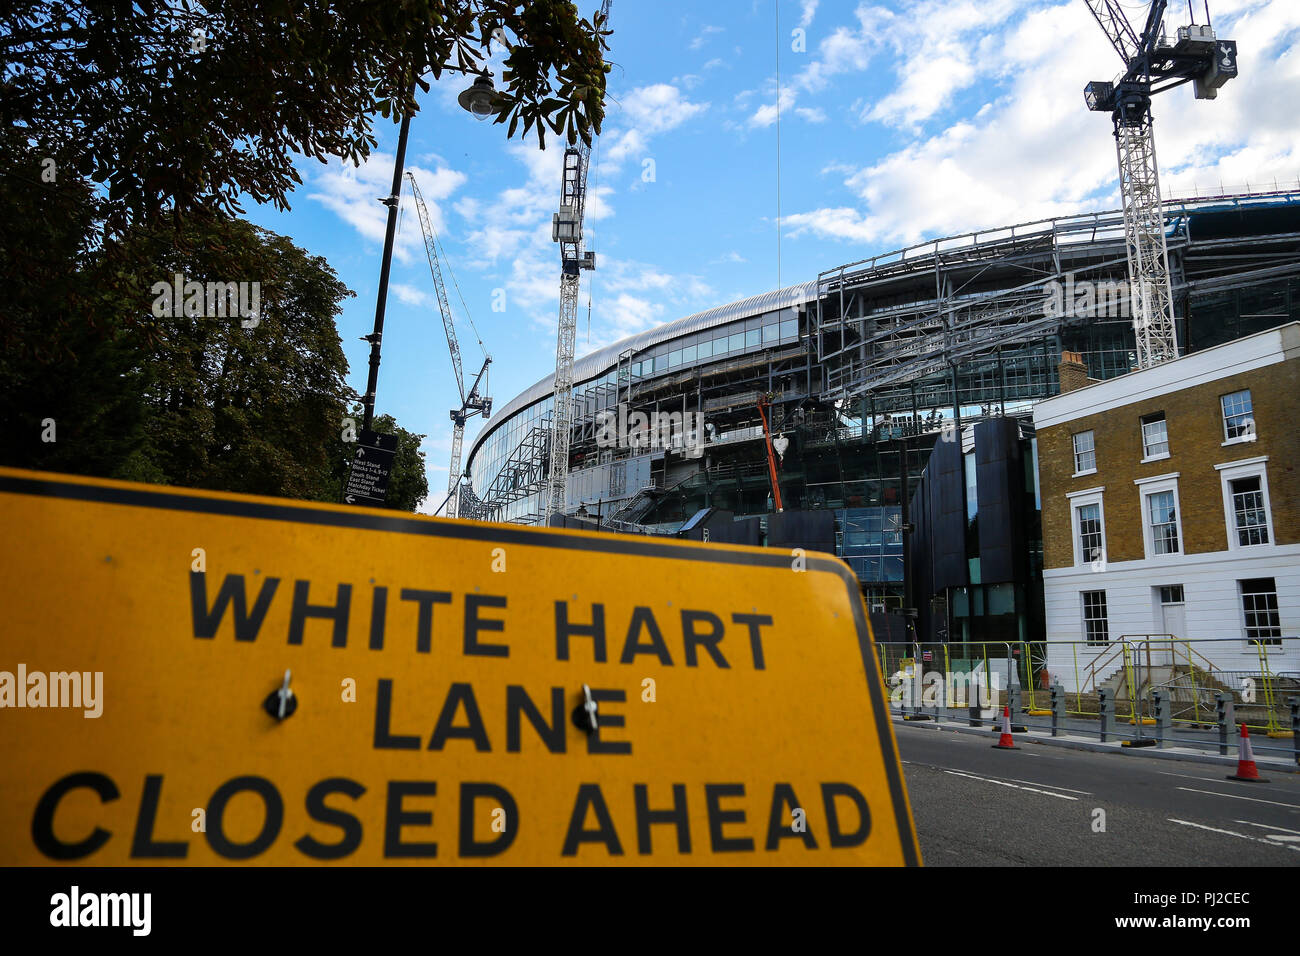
[546,146,595,519]
[406,171,491,519]
[546,0,610,520]
[1082,0,1237,369]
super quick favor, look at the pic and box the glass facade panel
[838,507,903,582]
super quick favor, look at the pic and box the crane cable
[585,136,602,345]
[398,181,489,362]
[433,224,489,360]
[775,0,782,292]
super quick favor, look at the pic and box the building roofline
[466,279,819,466]
[1032,321,1300,429]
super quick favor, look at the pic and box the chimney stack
[1058,350,1091,393]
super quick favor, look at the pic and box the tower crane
[1082,1,1237,369]
[405,170,492,519]
[546,0,610,520]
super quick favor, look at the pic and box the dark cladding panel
[975,418,1024,585]
[701,511,761,546]
[927,434,968,593]
[767,510,836,554]
[910,440,934,641]
[870,609,907,644]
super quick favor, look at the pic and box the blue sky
[239,0,1300,511]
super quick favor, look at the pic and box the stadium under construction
[461,190,1300,637]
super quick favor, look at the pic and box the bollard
[1099,687,1113,743]
[1216,692,1234,756]
[1152,689,1167,747]
[1051,682,1065,737]
[1006,684,1028,732]
[968,689,982,727]
[1290,697,1299,766]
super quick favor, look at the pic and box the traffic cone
[1227,723,1268,782]
[992,705,1019,750]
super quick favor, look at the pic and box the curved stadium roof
[467,279,820,463]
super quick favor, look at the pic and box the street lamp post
[359,71,496,435]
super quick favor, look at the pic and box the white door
[1159,602,1186,666]
[1161,602,1185,638]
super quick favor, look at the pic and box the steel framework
[1082,0,1238,367]
[407,171,491,518]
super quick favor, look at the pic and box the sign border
[0,468,921,866]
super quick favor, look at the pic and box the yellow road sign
[0,467,919,866]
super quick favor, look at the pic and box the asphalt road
[896,722,1300,866]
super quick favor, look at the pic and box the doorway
[1157,584,1185,666]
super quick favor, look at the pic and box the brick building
[1032,323,1300,688]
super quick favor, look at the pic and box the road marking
[1158,770,1293,793]
[1234,821,1300,841]
[942,770,1078,800]
[1158,770,1236,784]
[1168,818,1300,853]
[1176,787,1300,810]
[905,761,1089,796]
[999,776,1093,795]
[1234,820,1300,835]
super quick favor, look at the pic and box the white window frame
[1081,589,1110,646]
[1238,577,1283,648]
[1220,389,1256,446]
[1067,486,1107,568]
[1134,473,1183,559]
[1140,412,1170,463]
[1215,456,1274,552]
[1072,430,1097,477]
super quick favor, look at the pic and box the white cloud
[553,258,719,353]
[619,83,710,136]
[747,4,879,129]
[795,106,828,123]
[862,0,1030,129]
[604,84,709,170]
[308,155,466,264]
[689,25,724,50]
[799,0,819,29]
[793,9,878,95]
[392,283,430,306]
[785,0,1300,249]
[749,86,798,127]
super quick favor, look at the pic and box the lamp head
[458,74,497,120]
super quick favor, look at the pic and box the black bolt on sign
[344,429,398,507]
